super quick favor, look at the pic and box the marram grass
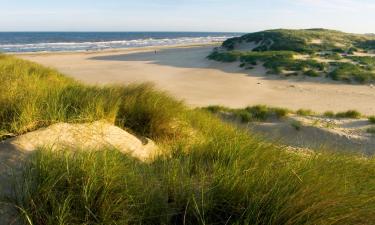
[1,54,375,224]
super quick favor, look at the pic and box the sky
[0,0,374,33]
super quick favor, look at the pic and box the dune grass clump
[203,105,290,123]
[290,120,303,131]
[2,55,375,224]
[296,109,315,116]
[335,110,362,119]
[369,116,375,124]
[329,62,375,83]
[13,122,375,225]
[207,51,239,62]
[0,55,185,140]
[367,126,375,134]
[324,111,336,118]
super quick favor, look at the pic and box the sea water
[0,32,241,53]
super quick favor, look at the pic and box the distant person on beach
[154,50,157,54]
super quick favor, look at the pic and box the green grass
[203,105,290,122]
[304,69,320,77]
[296,109,315,116]
[329,62,375,83]
[0,55,186,140]
[223,28,373,53]
[13,130,375,225]
[212,29,375,84]
[368,116,375,124]
[335,110,362,119]
[324,111,336,118]
[290,120,303,131]
[208,50,327,77]
[2,55,375,224]
[367,126,375,134]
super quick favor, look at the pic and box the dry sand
[0,121,158,224]
[248,116,375,155]
[17,45,375,115]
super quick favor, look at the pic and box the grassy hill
[209,29,375,83]
[1,54,375,224]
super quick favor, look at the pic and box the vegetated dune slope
[210,28,375,83]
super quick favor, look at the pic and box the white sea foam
[0,36,231,52]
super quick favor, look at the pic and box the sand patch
[9,121,157,160]
[248,116,375,155]
[0,121,158,223]
[310,39,323,44]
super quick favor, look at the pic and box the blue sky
[0,0,374,33]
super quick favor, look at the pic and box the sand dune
[18,45,375,115]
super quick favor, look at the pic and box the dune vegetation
[208,29,375,83]
[203,105,367,122]
[1,54,375,225]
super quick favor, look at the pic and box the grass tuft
[0,55,185,140]
[335,110,362,119]
[296,109,315,116]
[368,116,375,124]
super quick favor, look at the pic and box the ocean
[0,32,241,53]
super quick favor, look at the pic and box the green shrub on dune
[1,55,375,224]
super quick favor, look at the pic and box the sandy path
[17,45,375,115]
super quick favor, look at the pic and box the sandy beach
[18,44,375,115]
